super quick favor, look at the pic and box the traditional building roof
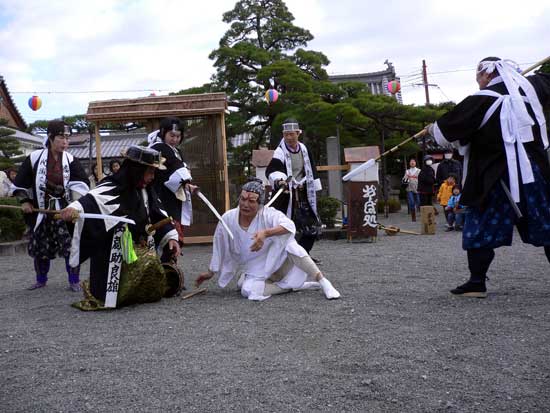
[66,132,147,159]
[0,76,27,130]
[329,61,403,104]
[86,93,227,122]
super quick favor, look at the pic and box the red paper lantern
[387,80,401,94]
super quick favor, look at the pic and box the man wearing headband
[11,120,89,292]
[149,118,197,287]
[265,118,322,259]
[195,178,340,301]
[427,57,550,298]
[60,145,180,308]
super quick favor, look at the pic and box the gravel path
[1,208,549,412]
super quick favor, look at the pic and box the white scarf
[30,149,71,230]
[460,61,548,202]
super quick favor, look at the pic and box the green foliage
[171,84,217,95]
[28,115,126,134]
[0,197,26,242]
[377,198,402,213]
[208,0,331,150]
[317,196,341,228]
[0,119,22,169]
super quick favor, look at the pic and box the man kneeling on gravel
[195,178,340,301]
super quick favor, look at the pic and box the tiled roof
[66,133,147,159]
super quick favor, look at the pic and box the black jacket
[417,166,435,194]
[435,73,550,206]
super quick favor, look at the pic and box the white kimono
[209,206,309,301]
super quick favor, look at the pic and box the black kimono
[150,142,193,245]
[433,73,550,208]
[266,140,322,253]
[68,168,178,302]
[433,72,550,252]
[12,149,89,287]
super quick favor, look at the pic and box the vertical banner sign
[105,226,125,308]
[347,182,378,241]
[362,183,378,228]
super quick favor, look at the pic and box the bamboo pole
[94,122,103,180]
[521,56,550,76]
[220,111,230,211]
[0,204,58,214]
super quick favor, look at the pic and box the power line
[10,89,171,95]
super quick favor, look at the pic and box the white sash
[104,225,125,308]
[474,89,536,202]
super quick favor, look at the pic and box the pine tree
[0,118,22,169]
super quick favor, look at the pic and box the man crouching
[195,178,340,301]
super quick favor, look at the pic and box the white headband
[477,59,547,148]
[477,59,521,75]
[282,122,300,132]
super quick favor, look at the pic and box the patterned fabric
[463,162,550,249]
[242,178,265,204]
[28,217,72,259]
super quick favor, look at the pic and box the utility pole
[422,59,430,105]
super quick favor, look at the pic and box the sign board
[347,181,378,242]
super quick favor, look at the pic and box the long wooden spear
[342,55,550,182]
[0,204,58,215]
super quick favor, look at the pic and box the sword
[196,191,234,240]
[0,205,136,225]
[265,176,292,208]
[73,213,136,225]
[500,179,523,219]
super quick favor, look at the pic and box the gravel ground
[1,208,549,412]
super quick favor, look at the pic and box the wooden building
[0,76,27,130]
[86,93,229,244]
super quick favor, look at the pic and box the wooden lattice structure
[86,93,229,244]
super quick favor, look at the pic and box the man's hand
[250,230,267,252]
[168,239,181,257]
[60,207,78,222]
[421,123,434,137]
[185,183,199,194]
[195,270,214,287]
[21,202,33,214]
[275,179,288,190]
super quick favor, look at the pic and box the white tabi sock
[237,273,245,289]
[293,281,321,291]
[319,278,341,300]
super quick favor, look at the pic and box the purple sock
[34,258,50,284]
[65,257,80,284]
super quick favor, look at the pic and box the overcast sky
[1,0,549,125]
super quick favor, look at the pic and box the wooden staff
[181,287,207,300]
[378,224,420,236]
[370,55,548,165]
[0,204,59,215]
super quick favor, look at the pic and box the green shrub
[0,197,26,242]
[317,196,341,228]
[377,198,402,213]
